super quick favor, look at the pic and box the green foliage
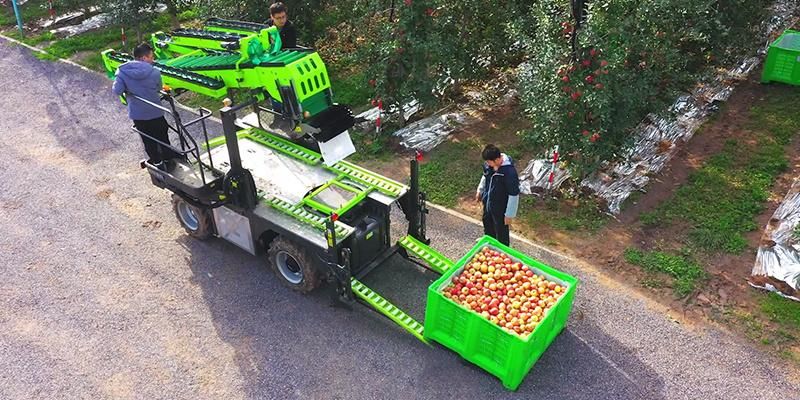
[103,0,162,35]
[347,131,394,163]
[177,8,198,22]
[760,292,800,331]
[642,89,800,253]
[516,0,771,178]
[329,69,372,109]
[362,0,440,120]
[623,248,705,297]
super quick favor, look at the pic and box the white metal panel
[213,206,255,255]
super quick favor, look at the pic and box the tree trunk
[164,0,180,28]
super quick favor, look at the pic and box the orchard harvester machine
[102,17,354,160]
[100,18,577,391]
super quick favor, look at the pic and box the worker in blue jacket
[475,144,520,246]
[112,43,178,171]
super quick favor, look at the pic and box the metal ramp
[399,235,454,275]
[351,278,427,343]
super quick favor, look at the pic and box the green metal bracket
[398,235,454,275]
[268,197,354,239]
[351,278,428,343]
[302,179,371,217]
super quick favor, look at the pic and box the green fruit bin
[424,236,578,390]
[761,30,800,86]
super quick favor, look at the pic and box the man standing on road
[475,144,520,246]
[112,43,178,171]
[267,2,298,49]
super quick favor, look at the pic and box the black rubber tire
[267,236,321,293]
[171,194,214,240]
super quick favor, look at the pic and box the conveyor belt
[104,51,225,90]
[205,17,269,33]
[171,28,246,42]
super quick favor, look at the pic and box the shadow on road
[176,232,666,399]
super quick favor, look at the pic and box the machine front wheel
[267,237,321,293]
[171,194,214,240]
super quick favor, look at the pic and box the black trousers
[482,210,510,246]
[133,116,177,163]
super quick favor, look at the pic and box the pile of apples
[442,246,566,337]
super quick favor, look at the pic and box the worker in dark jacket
[267,2,298,49]
[112,43,178,171]
[475,144,520,246]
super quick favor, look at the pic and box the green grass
[550,198,608,232]
[177,91,223,112]
[733,310,767,341]
[5,30,54,45]
[0,0,50,28]
[517,192,608,233]
[760,292,800,330]
[623,248,706,297]
[640,89,800,253]
[419,140,482,207]
[640,275,667,289]
[43,27,122,59]
[33,51,58,61]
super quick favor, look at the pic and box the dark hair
[481,144,501,161]
[270,2,288,15]
[133,43,153,59]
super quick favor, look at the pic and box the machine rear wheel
[267,237,321,293]
[172,194,214,239]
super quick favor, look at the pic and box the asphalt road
[0,38,798,400]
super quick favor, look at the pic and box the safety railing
[126,91,217,185]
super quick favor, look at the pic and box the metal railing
[126,91,217,185]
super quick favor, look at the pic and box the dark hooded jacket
[112,60,163,121]
[477,153,520,218]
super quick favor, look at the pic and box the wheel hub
[276,250,303,284]
[177,201,200,231]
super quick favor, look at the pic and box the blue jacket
[477,153,520,218]
[111,60,163,121]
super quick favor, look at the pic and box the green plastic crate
[762,30,800,86]
[424,236,578,390]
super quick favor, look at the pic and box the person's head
[133,43,154,63]
[482,144,503,170]
[270,2,289,28]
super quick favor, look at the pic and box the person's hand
[475,192,481,202]
[504,216,514,225]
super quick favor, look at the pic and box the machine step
[351,278,427,343]
[398,235,454,275]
